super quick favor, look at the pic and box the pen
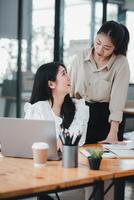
[59,134,64,145]
[104,148,119,158]
[73,134,82,145]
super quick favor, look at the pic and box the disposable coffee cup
[32,142,49,167]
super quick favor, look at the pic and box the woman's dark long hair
[30,62,75,129]
[97,20,130,56]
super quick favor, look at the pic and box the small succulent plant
[88,148,104,159]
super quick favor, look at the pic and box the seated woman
[24,62,89,146]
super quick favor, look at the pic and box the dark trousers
[85,102,125,144]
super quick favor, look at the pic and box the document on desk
[103,142,134,150]
[79,148,117,159]
[103,142,134,159]
[80,142,134,159]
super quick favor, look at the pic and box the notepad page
[103,142,134,150]
[103,142,134,158]
[106,149,134,158]
[79,148,117,159]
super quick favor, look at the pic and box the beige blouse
[70,48,130,123]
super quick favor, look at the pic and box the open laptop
[0,117,60,160]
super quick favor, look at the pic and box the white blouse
[24,99,89,146]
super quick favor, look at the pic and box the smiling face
[49,65,71,97]
[94,33,115,60]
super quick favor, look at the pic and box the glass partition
[32,0,55,73]
[126,11,134,83]
[64,0,91,69]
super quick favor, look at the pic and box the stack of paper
[103,142,134,150]
[79,148,116,159]
[103,142,134,158]
[80,142,134,159]
[124,131,134,140]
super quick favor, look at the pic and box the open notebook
[102,143,134,159]
[80,142,134,159]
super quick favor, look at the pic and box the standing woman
[70,20,130,144]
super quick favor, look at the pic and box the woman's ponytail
[114,24,130,56]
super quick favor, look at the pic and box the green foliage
[88,148,104,159]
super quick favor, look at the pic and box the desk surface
[0,145,134,199]
[124,100,134,115]
[124,108,134,115]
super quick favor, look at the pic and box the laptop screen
[0,117,59,160]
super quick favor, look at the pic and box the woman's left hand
[98,138,125,144]
[98,131,126,144]
[98,133,119,144]
[98,132,118,144]
[98,120,120,144]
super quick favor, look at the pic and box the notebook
[80,143,134,159]
[102,143,134,159]
[0,117,59,160]
[80,148,116,159]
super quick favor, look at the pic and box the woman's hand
[98,120,119,144]
[57,138,62,150]
[98,131,118,144]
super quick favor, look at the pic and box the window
[126,11,134,83]
[63,1,118,70]
[94,2,118,36]
[64,0,91,69]
[32,0,55,72]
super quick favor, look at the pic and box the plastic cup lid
[32,142,49,149]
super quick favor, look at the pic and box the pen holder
[62,145,78,168]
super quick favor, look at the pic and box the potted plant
[87,148,104,170]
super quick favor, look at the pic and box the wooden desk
[0,145,134,200]
[124,100,134,118]
[124,108,134,118]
